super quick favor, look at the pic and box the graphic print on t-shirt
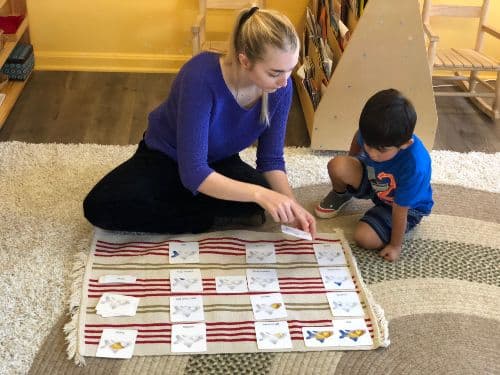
[367,166,396,204]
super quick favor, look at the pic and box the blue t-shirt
[357,134,434,215]
[144,52,293,194]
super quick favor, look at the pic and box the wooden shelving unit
[0,0,29,129]
[294,0,438,151]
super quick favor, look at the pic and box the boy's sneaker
[314,190,352,219]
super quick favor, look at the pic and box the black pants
[83,141,270,233]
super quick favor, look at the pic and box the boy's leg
[315,156,363,218]
[353,205,423,250]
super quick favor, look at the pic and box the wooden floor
[0,71,498,152]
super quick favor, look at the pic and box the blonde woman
[84,7,316,237]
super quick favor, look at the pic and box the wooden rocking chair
[191,0,265,56]
[422,0,500,120]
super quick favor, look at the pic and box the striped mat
[67,229,389,363]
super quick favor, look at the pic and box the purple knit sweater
[145,52,293,194]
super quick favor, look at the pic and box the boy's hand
[379,243,402,262]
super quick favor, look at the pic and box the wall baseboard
[33,51,191,73]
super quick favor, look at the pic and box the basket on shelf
[2,42,34,81]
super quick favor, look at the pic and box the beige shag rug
[0,141,498,375]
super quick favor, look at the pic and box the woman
[84,7,316,237]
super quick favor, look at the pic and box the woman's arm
[198,170,316,237]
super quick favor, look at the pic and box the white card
[332,318,373,346]
[96,329,138,359]
[302,326,336,347]
[98,275,136,284]
[254,321,292,350]
[170,296,205,322]
[96,293,140,317]
[171,323,207,353]
[281,224,312,241]
[319,267,356,290]
[169,242,200,263]
[170,269,203,293]
[246,269,280,292]
[215,276,248,293]
[246,243,276,264]
[313,243,347,266]
[250,293,287,320]
[326,292,364,317]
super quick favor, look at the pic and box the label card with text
[246,243,276,264]
[246,269,280,292]
[215,275,248,293]
[254,321,293,350]
[171,323,207,353]
[98,275,137,284]
[170,269,203,293]
[326,292,364,317]
[169,242,200,263]
[281,225,313,241]
[170,295,205,322]
[313,243,347,266]
[96,329,138,359]
[319,267,355,290]
[250,293,287,320]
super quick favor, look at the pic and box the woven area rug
[66,229,388,362]
[0,142,498,375]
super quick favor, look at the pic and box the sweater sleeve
[175,71,214,194]
[255,78,293,173]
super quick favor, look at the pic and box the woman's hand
[254,188,317,238]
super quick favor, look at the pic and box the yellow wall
[27,0,499,73]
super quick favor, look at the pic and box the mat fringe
[335,229,391,347]
[63,249,89,366]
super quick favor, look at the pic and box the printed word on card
[96,293,139,317]
[98,275,136,284]
[326,292,364,317]
[170,269,203,293]
[332,318,373,347]
[170,296,205,323]
[215,275,248,293]
[171,323,207,353]
[96,329,138,359]
[313,243,347,266]
[250,293,287,320]
[246,243,276,264]
[169,242,200,263]
[302,326,336,347]
[319,267,356,290]
[281,225,312,241]
[254,321,292,350]
[246,269,280,292]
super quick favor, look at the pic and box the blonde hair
[224,8,299,126]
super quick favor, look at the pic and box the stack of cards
[96,293,140,317]
[96,329,138,359]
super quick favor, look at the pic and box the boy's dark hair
[359,89,417,149]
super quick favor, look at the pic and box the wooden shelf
[0,77,29,125]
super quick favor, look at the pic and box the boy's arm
[379,203,408,261]
[348,130,362,156]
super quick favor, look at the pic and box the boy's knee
[354,222,384,250]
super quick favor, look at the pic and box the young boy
[315,89,433,261]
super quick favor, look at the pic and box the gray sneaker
[314,190,352,218]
